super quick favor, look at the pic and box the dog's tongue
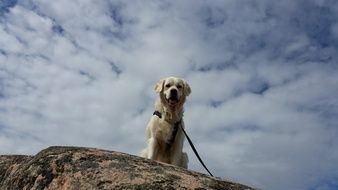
[169,99,178,106]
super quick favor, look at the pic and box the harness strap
[167,121,180,146]
[153,111,179,148]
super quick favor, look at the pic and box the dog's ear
[183,81,191,96]
[154,79,165,93]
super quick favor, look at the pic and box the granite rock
[0,146,255,190]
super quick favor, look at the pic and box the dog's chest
[155,119,176,143]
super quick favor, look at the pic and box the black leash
[180,126,214,177]
[153,111,214,177]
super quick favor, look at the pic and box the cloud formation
[1,0,338,189]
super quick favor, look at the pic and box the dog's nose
[170,89,178,99]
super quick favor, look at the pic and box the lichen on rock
[0,146,255,190]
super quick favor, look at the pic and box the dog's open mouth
[168,98,178,106]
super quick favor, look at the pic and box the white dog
[140,77,191,168]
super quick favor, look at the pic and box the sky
[1,0,338,189]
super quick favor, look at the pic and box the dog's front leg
[170,151,181,166]
[169,130,184,166]
[147,137,158,160]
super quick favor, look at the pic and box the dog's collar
[153,110,181,125]
[153,110,162,119]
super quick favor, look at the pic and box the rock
[0,146,255,190]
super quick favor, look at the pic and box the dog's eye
[165,84,171,88]
[177,85,182,89]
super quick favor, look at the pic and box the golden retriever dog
[140,77,191,168]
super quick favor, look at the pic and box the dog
[140,77,191,168]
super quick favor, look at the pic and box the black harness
[152,110,214,177]
[153,111,180,148]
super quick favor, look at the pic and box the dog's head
[154,77,191,108]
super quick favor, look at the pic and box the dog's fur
[140,77,191,168]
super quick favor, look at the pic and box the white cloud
[1,1,338,190]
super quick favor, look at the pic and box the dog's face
[155,77,191,108]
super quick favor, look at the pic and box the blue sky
[1,0,338,189]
